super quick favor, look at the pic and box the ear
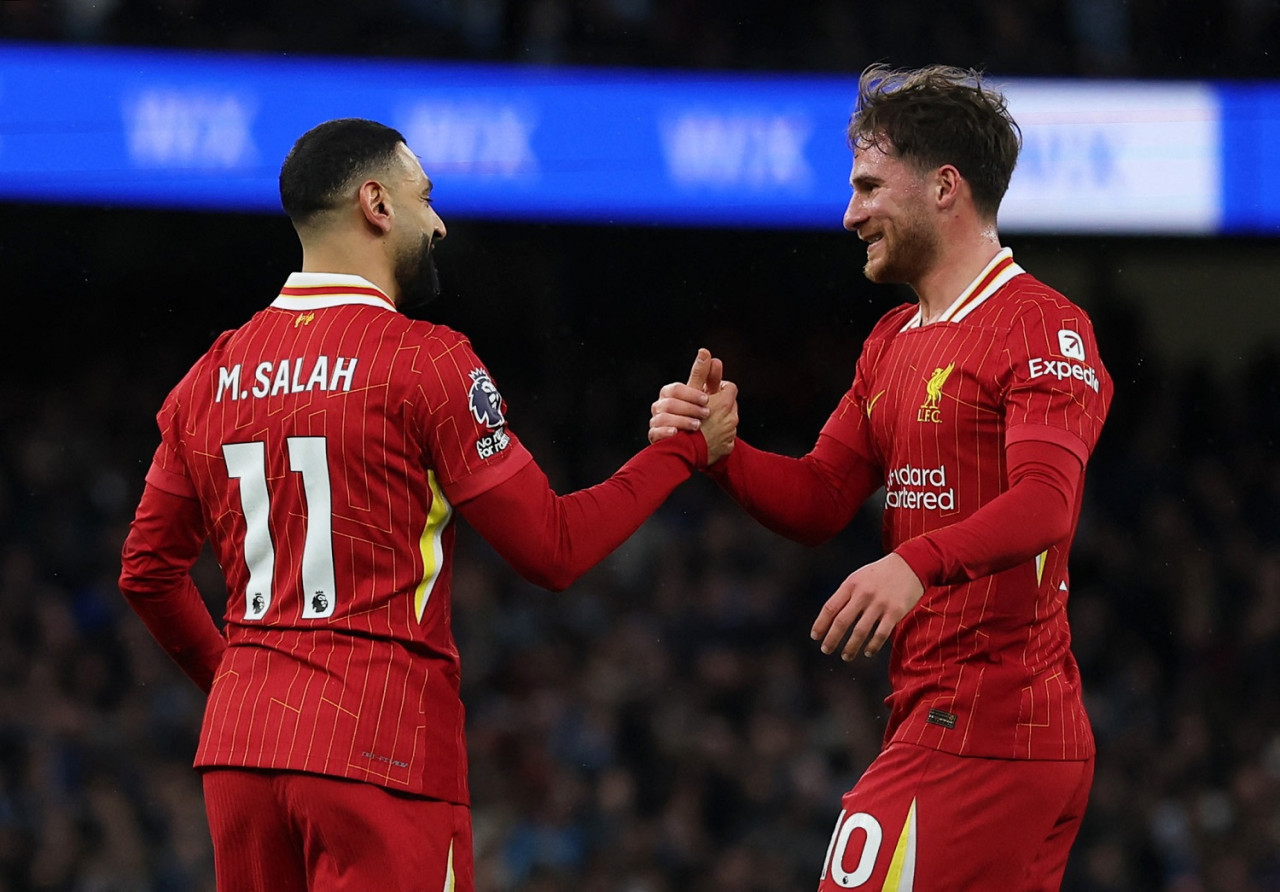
[934,164,962,211]
[358,180,393,233]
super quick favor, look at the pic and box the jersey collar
[899,247,1024,331]
[272,272,397,312]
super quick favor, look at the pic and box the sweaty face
[844,141,941,287]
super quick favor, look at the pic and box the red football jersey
[820,249,1113,760]
[144,273,532,803]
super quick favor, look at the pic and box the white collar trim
[899,248,1023,331]
[271,272,396,311]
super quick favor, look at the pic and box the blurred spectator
[2,220,1278,888]
[0,4,1278,888]
[2,0,1277,77]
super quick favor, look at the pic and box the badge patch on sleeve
[468,368,511,459]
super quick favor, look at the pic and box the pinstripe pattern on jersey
[154,273,531,802]
[822,254,1112,762]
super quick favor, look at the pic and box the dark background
[2,1,1280,890]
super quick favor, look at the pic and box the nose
[843,194,865,232]
[432,209,447,241]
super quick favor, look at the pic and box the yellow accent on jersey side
[415,471,454,622]
[1035,550,1048,586]
[881,798,917,891]
[443,840,455,892]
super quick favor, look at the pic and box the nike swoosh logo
[866,390,886,417]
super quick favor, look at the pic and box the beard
[395,233,441,321]
[863,210,940,286]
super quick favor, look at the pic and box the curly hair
[848,64,1022,220]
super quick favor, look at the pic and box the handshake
[648,348,739,466]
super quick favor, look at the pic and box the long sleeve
[119,483,227,693]
[456,431,707,591]
[703,434,883,546]
[893,439,1081,587]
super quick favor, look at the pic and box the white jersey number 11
[222,436,337,621]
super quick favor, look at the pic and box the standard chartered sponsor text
[885,463,956,511]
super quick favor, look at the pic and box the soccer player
[651,65,1113,890]
[118,118,737,892]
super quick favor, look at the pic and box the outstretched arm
[459,350,739,591]
[651,354,881,545]
[704,437,881,546]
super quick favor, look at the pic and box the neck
[298,235,400,305]
[912,229,1003,324]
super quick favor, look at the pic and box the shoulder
[396,317,473,351]
[868,302,919,340]
[996,273,1099,332]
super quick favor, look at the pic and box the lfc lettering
[215,356,359,402]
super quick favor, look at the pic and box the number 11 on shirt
[223,436,336,620]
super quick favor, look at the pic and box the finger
[862,619,894,659]
[648,425,679,444]
[841,612,883,661]
[812,587,858,653]
[653,398,710,422]
[650,412,701,433]
[686,347,712,390]
[705,358,724,394]
[658,383,711,410]
[820,600,864,657]
[811,592,841,641]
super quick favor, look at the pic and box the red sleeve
[119,480,227,693]
[455,431,707,591]
[703,434,881,547]
[1001,296,1113,464]
[418,336,536,505]
[893,439,1081,587]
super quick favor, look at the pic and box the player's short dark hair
[279,118,408,226]
[848,64,1021,221]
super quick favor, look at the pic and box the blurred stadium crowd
[1,0,1279,78]
[1,218,1278,891]
[2,1,1280,890]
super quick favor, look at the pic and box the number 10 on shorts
[820,800,917,890]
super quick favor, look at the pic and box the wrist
[893,537,940,589]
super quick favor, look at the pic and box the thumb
[686,347,711,391]
[705,357,723,395]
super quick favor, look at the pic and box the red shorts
[817,743,1092,892]
[202,769,474,892]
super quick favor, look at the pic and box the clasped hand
[649,350,925,662]
[649,348,738,465]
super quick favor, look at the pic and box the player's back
[162,281,475,801]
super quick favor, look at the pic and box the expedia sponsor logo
[1028,357,1100,393]
[1057,329,1086,361]
[884,463,955,511]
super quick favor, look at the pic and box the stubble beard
[863,212,940,287]
[396,233,441,321]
